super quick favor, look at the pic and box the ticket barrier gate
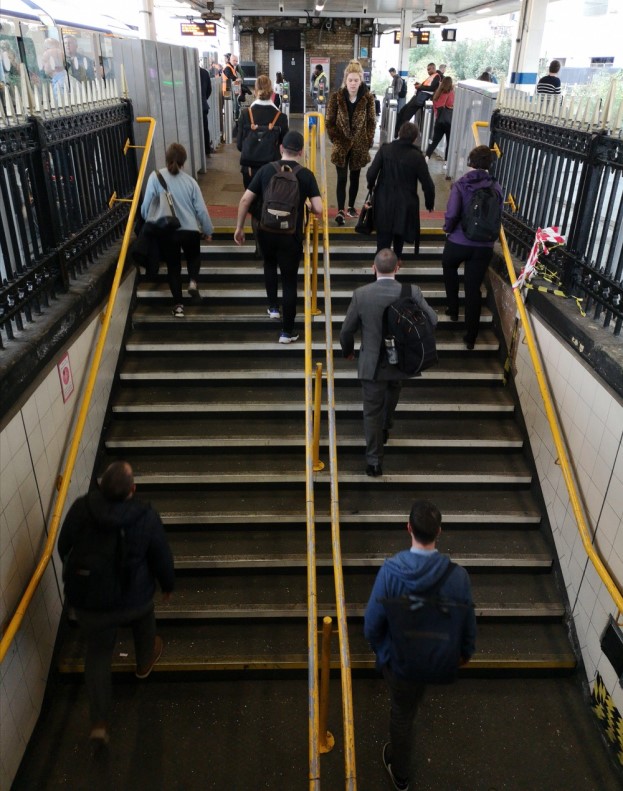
[380,89,397,144]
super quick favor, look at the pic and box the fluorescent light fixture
[476,7,492,12]
[315,2,325,9]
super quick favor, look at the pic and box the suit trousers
[442,239,493,345]
[76,601,156,725]
[361,379,402,465]
[382,665,427,782]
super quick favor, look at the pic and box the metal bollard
[420,101,434,151]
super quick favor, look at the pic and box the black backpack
[380,562,472,683]
[461,180,502,242]
[397,77,407,99]
[259,162,301,234]
[63,513,127,611]
[240,107,282,167]
[382,282,438,376]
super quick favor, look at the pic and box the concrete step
[99,449,532,485]
[119,354,506,382]
[112,383,515,414]
[123,326,500,353]
[56,620,575,674]
[146,488,542,526]
[167,529,552,570]
[104,416,523,450]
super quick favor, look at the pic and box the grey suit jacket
[340,278,438,381]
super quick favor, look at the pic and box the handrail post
[318,616,335,753]
[313,362,325,472]
[311,217,321,315]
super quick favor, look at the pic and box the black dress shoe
[463,334,475,350]
[366,464,383,477]
[444,308,459,321]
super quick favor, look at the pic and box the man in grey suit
[340,249,438,477]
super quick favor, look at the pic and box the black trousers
[426,120,452,160]
[442,239,493,344]
[159,230,201,304]
[257,231,303,333]
[335,152,361,211]
[382,665,426,783]
[376,231,404,258]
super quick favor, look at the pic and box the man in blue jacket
[58,461,175,744]
[364,499,476,791]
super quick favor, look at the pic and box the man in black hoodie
[58,461,174,744]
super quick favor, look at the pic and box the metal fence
[0,81,137,348]
[491,90,623,336]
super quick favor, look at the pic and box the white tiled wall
[515,311,623,713]
[0,273,135,790]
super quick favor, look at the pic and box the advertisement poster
[57,352,74,403]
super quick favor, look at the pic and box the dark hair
[100,461,134,502]
[389,67,396,74]
[165,142,187,175]
[314,64,323,73]
[374,248,398,274]
[427,63,436,69]
[409,500,442,544]
[398,121,419,143]
[433,76,453,101]
[549,60,561,74]
[477,71,491,82]
[276,71,284,83]
[468,144,494,170]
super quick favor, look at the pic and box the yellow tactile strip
[592,673,623,766]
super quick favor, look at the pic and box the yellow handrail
[0,116,157,662]
[477,122,623,616]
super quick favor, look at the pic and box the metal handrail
[304,111,358,790]
[0,117,157,662]
[473,120,623,617]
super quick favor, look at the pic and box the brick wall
[238,18,373,97]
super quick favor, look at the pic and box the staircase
[58,228,575,708]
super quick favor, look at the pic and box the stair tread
[168,529,552,568]
[105,416,523,447]
[56,620,575,672]
[112,383,514,412]
[140,488,543,524]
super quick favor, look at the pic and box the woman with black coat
[366,122,435,261]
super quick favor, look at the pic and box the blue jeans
[76,601,156,725]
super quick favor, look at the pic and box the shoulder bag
[145,171,181,232]
[355,190,375,235]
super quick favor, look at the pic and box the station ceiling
[182,0,523,23]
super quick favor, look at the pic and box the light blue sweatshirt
[142,167,213,236]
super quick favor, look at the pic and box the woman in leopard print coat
[326,60,376,225]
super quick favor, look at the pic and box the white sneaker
[267,306,280,319]
[278,332,299,344]
[172,305,184,318]
[188,280,200,299]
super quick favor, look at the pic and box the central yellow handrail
[475,121,623,617]
[0,116,157,663]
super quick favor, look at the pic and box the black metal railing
[0,101,137,348]
[491,110,623,336]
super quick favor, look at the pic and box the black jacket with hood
[58,489,175,611]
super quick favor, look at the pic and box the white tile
[606,397,623,438]
[579,369,598,409]
[34,383,51,424]
[26,423,45,466]
[607,543,623,584]
[5,493,26,542]
[0,461,18,512]
[585,412,605,454]
[584,481,604,525]
[20,397,38,436]
[562,381,579,419]
[11,443,33,490]
[592,383,613,423]
[4,413,27,458]
[557,346,572,382]
[597,428,620,473]
[17,475,38,520]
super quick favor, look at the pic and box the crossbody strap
[154,170,177,218]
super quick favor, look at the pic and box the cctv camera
[362,6,368,14]
[279,3,284,11]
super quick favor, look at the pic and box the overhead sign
[180,22,217,36]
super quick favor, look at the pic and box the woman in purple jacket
[442,145,503,349]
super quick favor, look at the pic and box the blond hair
[255,74,273,101]
[341,59,364,88]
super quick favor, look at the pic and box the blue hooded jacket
[364,549,476,681]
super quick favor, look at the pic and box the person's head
[408,500,442,546]
[467,144,494,170]
[165,142,187,175]
[276,71,284,83]
[255,74,272,100]
[342,59,364,92]
[224,52,231,62]
[440,76,453,93]
[389,67,397,76]
[230,54,239,66]
[398,121,419,144]
[64,35,78,55]
[427,63,436,76]
[485,66,493,74]
[373,248,398,276]
[100,461,135,502]
[281,130,304,159]
[549,59,561,74]
[477,71,491,82]
[314,64,323,75]
[438,64,447,74]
